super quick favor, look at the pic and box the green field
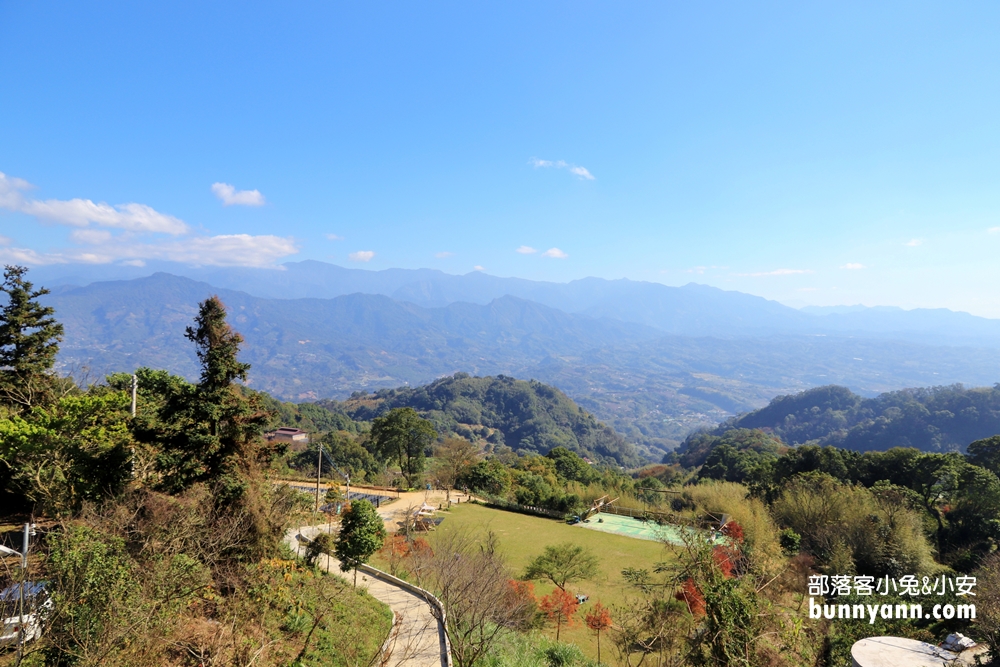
[428,503,674,661]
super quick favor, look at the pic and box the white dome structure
[851,636,965,666]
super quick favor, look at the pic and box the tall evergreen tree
[155,296,273,493]
[0,265,64,410]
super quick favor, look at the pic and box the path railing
[293,527,452,667]
[477,496,567,520]
[357,564,453,667]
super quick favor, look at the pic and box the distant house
[266,427,309,443]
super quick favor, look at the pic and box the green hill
[701,383,1000,453]
[321,373,642,467]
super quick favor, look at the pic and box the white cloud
[435,251,454,258]
[988,227,1000,234]
[516,245,537,254]
[528,157,595,180]
[683,265,727,274]
[70,229,114,245]
[0,235,10,246]
[0,233,298,268]
[737,268,813,277]
[840,263,865,270]
[325,233,344,241]
[349,250,375,262]
[7,194,188,234]
[0,172,33,210]
[156,234,296,266]
[905,238,923,247]
[1,171,188,234]
[0,170,299,267]
[0,247,61,265]
[542,247,568,259]
[473,265,485,271]
[211,182,266,207]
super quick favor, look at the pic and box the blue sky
[3,2,1000,315]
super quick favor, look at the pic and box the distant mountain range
[29,262,1000,458]
[33,260,1000,346]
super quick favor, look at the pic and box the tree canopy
[0,264,65,410]
[335,499,386,585]
[369,407,436,488]
[524,542,599,591]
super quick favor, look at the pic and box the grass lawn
[428,503,675,661]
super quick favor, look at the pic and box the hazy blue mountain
[799,304,1000,346]
[43,272,663,398]
[31,260,1000,347]
[37,271,1000,460]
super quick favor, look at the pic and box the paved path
[286,524,449,667]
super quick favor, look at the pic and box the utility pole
[130,374,138,417]
[315,437,322,513]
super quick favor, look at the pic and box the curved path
[287,523,450,667]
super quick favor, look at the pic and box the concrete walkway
[287,524,449,667]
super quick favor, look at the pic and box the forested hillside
[321,373,643,467]
[42,272,1000,457]
[707,383,1000,453]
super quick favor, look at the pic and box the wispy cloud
[211,182,266,207]
[737,268,813,277]
[840,263,865,270]
[684,265,727,275]
[0,170,297,267]
[0,173,33,209]
[0,234,298,267]
[541,247,568,259]
[1,171,189,234]
[905,238,923,247]
[325,233,344,241]
[528,157,595,180]
[26,200,188,234]
[70,229,114,245]
[473,265,485,272]
[988,227,1000,234]
[516,245,537,254]
[349,250,375,262]
[435,251,454,258]
[0,235,11,246]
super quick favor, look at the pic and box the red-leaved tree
[721,520,744,543]
[585,602,613,664]
[675,577,706,617]
[539,588,579,640]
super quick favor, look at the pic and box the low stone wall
[357,564,453,667]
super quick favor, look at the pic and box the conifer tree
[0,265,64,410]
[155,296,272,493]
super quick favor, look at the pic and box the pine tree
[155,296,273,493]
[0,265,64,410]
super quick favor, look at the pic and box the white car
[1,583,51,646]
